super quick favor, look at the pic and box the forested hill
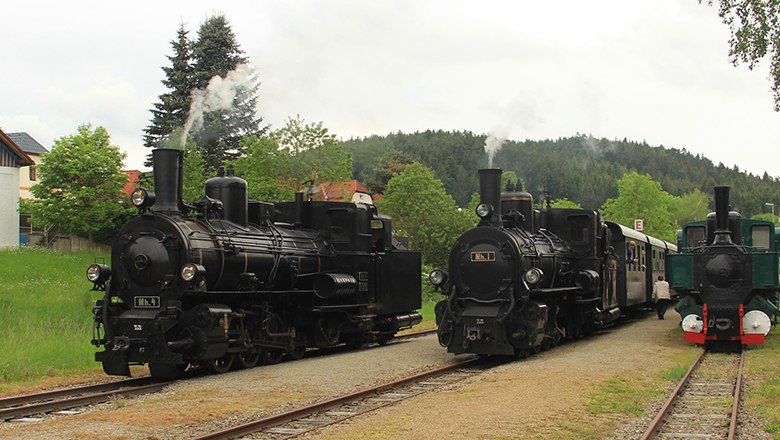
[343,131,780,216]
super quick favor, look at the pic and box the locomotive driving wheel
[209,354,235,374]
[261,313,286,365]
[236,349,261,369]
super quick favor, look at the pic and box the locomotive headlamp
[180,263,206,282]
[476,203,493,219]
[428,269,448,287]
[86,263,111,284]
[131,188,156,208]
[524,267,544,285]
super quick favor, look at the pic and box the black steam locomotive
[87,149,421,378]
[670,186,778,347]
[430,169,676,356]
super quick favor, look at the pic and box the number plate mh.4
[134,296,160,308]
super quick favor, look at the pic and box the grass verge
[744,332,780,439]
[0,247,108,393]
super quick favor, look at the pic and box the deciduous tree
[702,0,780,110]
[599,172,677,242]
[26,124,132,243]
[377,163,472,266]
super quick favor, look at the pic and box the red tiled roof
[122,170,142,196]
[316,180,372,202]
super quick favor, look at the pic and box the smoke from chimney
[180,63,256,147]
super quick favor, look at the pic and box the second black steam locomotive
[430,169,676,356]
[87,148,421,378]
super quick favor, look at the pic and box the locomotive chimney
[152,148,183,214]
[713,186,732,244]
[478,168,502,226]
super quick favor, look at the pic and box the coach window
[751,225,771,250]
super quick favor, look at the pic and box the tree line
[22,11,780,268]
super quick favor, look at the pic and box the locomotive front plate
[134,296,161,308]
[471,251,496,262]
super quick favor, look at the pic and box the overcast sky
[2,1,778,178]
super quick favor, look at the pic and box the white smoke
[484,130,507,169]
[180,63,256,147]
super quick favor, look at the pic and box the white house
[7,132,48,200]
[0,129,34,248]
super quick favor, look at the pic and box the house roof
[0,129,34,167]
[318,180,371,201]
[6,132,48,155]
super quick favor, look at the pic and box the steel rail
[193,358,480,440]
[0,329,434,406]
[727,350,746,440]
[0,381,172,420]
[639,349,706,440]
[0,377,156,411]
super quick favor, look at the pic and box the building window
[29,165,37,181]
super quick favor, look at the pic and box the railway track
[0,377,172,421]
[193,358,484,440]
[641,349,745,440]
[0,329,437,423]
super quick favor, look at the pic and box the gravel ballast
[0,314,771,439]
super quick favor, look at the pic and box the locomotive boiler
[88,148,422,378]
[430,169,676,356]
[669,186,778,347]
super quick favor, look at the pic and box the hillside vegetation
[345,132,780,216]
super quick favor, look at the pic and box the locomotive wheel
[209,354,235,374]
[236,349,261,369]
[262,349,284,365]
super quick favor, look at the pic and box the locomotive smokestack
[152,148,183,214]
[713,186,732,244]
[478,169,502,226]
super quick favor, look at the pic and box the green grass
[744,333,780,439]
[0,248,106,387]
[587,348,700,420]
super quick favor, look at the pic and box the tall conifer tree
[143,23,194,159]
[190,14,266,171]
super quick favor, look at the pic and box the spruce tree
[190,14,266,171]
[142,23,194,159]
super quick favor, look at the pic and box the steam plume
[484,132,506,168]
[180,63,255,147]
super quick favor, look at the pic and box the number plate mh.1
[134,296,160,308]
[470,251,496,262]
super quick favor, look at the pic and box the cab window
[751,225,772,250]
[685,226,706,247]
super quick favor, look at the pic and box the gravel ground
[0,315,772,439]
